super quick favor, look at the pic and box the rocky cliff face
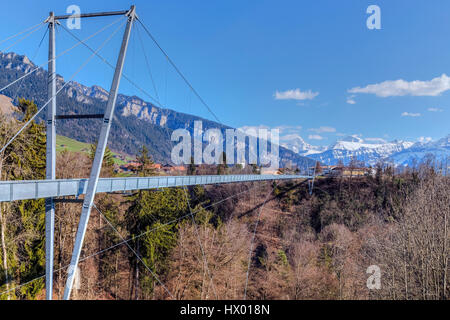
[0,94,19,118]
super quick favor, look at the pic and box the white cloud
[280,133,304,142]
[346,95,356,104]
[275,89,319,101]
[238,125,270,131]
[238,124,303,140]
[418,136,432,143]
[401,112,421,117]
[365,137,387,144]
[237,125,271,138]
[238,125,270,132]
[348,74,450,97]
[274,125,302,132]
[309,126,336,133]
[428,107,443,112]
[308,134,324,140]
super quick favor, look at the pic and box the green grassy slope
[56,135,130,165]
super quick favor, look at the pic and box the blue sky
[0,0,449,146]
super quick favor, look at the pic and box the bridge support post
[45,11,56,300]
[63,5,136,300]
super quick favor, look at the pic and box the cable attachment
[126,5,138,21]
[308,161,318,195]
[44,12,61,25]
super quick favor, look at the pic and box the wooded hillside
[0,101,448,300]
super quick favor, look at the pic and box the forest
[0,100,448,300]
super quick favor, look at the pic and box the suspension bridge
[0,6,316,300]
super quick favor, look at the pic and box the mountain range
[0,51,314,167]
[281,134,449,167]
[1,51,447,169]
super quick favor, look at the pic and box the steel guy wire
[0,181,262,297]
[243,189,272,300]
[0,19,127,155]
[0,16,125,95]
[1,22,44,52]
[0,21,45,47]
[182,186,218,300]
[136,18,222,125]
[93,203,175,299]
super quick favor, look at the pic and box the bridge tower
[45,11,57,301]
[42,5,137,300]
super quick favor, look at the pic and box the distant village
[117,161,186,175]
[114,153,376,178]
[316,165,376,177]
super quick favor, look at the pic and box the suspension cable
[0,21,44,48]
[92,203,174,299]
[1,23,44,53]
[182,187,218,299]
[11,27,48,103]
[309,161,318,195]
[58,22,164,109]
[0,19,126,155]
[136,18,222,124]
[243,188,272,300]
[0,182,261,297]
[0,16,124,95]
[135,24,159,101]
[59,21,176,149]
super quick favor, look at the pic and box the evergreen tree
[125,145,188,298]
[135,145,156,176]
[187,156,196,176]
[0,99,46,300]
[217,152,228,175]
[125,188,188,298]
[89,143,115,168]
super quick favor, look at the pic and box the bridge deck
[0,174,310,202]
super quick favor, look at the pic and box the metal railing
[0,174,310,202]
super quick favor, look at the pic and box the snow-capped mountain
[280,134,420,166]
[281,133,449,166]
[306,135,414,166]
[280,135,326,156]
[387,135,450,166]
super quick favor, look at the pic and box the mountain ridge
[0,51,315,168]
[282,133,448,167]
